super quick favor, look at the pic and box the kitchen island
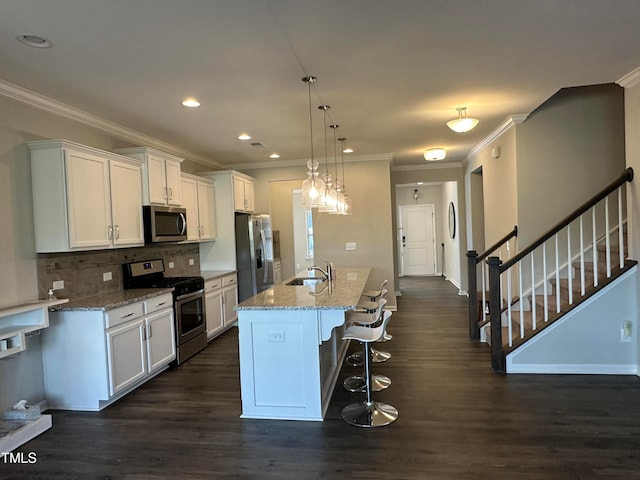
[235,267,370,421]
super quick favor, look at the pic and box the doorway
[398,204,437,276]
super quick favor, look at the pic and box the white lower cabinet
[205,273,238,340]
[42,293,175,411]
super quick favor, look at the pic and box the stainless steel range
[123,259,207,365]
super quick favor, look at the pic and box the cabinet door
[64,149,112,249]
[110,159,144,246]
[205,289,224,339]
[146,153,168,205]
[243,179,255,213]
[165,159,182,206]
[233,176,246,211]
[223,285,238,325]
[145,309,176,372]
[180,176,200,241]
[106,318,147,396]
[198,181,217,240]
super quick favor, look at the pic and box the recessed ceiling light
[181,98,200,108]
[269,153,280,159]
[16,34,52,48]
[238,134,251,141]
[343,147,354,153]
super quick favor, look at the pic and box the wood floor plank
[4,276,640,479]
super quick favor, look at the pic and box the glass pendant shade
[447,107,479,133]
[301,160,325,209]
[318,173,338,212]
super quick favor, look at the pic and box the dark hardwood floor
[6,276,640,479]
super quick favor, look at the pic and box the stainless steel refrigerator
[235,213,274,302]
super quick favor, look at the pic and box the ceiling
[2,1,640,170]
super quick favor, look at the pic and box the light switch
[103,272,112,282]
[346,242,356,251]
[168,262,175,269]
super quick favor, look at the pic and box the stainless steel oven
[123,259,207,365]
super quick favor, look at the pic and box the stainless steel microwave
[143,205,187,243]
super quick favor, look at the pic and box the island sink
[285,277,327,286]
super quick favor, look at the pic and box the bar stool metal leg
[341,340,398,427]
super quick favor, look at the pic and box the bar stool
[341,310,398,427]
[346,290,392,366]
[343,299,391,393]
[358,286,393,344]
[360,279,388,303]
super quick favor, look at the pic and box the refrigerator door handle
[260,229,269,284]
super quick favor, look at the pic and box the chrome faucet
[308,265,330,281]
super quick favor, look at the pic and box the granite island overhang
[234,267,370,421]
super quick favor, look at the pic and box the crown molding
[0,78,221,168]
[228,152,393,170]
[466,114,528,161]
[617,66,640,88]
[391,161,463,172]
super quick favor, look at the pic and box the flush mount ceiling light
[269,153,280,159]
[238,133,251,141]
[15,34,52,48]
[424,148,446,161]
[446,107,479,133]
[181,98,200,108]
[343,146,354,153]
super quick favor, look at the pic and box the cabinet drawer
[205,278,222,292]
[105,303,144,329]
[144,293,173,315]
[222,274,237,287]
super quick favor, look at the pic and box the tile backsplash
[37,243,200,300]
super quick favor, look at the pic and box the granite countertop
[201,270,236,281]
[52,288,174,312]
[236,267,370,311]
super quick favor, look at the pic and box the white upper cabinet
[233,175,255,213]
[29,140,144,253]
[115,147,183,206]
[181,173,217,242]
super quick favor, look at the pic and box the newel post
[466,251,479,341]
[487,256,505,373]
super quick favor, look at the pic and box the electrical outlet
[346,242,356,251]
[52,280,64,290]
[268,331,285,342]
[103,271,112,282]
[168,262,175,269]
[188,258,195,266]
[621,321,632,342]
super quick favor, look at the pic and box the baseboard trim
[506,363,639,375]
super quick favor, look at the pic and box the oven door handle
[175,288,205,302]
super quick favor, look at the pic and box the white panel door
[64,149,112,249]
[399,204,437,276]
[110,159,144,246]
[198,181,217,240]
[180,176,200,241]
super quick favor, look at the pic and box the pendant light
[317,105,338,213]
[446,107,479,133]
[338,137,352,215]
[300,76,325,209]
[329,124,345,215]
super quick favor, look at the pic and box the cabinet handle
[156,302,167,307]
[141,325,147,341]
[147,324,152,339]
[164,186,169,201]
[115,225,120,240]
[121,312,134,319]
[168,187,173,200]
[108,225,113,240]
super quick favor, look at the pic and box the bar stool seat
[341,310,398,427]
[345,298,391,366]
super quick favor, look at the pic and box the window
[305,210,314,259]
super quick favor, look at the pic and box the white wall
[442,181,462,290]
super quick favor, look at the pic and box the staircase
[487,235,635,353]
[468,168,636,372]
